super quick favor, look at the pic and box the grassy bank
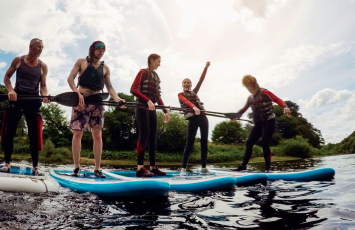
[7,153,301,167]
[3,136,344,166]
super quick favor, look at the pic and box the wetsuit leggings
[135,108,157,166]
[2,107,42,167]
[182,114,209,168]
[242,118,275,169]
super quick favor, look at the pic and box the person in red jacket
[234,75,291,172]
[131,54,170,177]
[178,62,210,175]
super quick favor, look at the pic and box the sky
[0,0,354,144]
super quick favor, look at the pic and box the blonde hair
[242,75,258,88]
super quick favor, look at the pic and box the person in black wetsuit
[67,41,125,178]
[234,75,291,172]
[131,54,170,177]
[0,38,50,176]
[178,62,210,175]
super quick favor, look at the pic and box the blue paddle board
[50,169,170,198]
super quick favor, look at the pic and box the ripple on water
[0,155,355,229]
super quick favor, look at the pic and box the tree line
[0,83,327,157]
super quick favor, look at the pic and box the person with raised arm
[0,38,49,176]
[234,75,291,172]
[130,54,170,177]
[178,62,210,175]
[67,41,125,178]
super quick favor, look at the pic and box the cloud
[258,42,354,88]
[305,88,353,108]
[0,62,6,69]
[0,0,173,88]
[232,0,288,33]
[176,0,238,40]
[301,93,355,144]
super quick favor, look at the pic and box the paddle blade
[84,93,109,104]
[50,92,79,107]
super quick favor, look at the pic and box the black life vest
[77,61,105,91]
[249,88,275,122]
[131,69,161,103]
[179,90,205,119]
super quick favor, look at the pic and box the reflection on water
[0,155,354,229]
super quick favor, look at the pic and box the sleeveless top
[15,56,42,95]
[77,61,105,91]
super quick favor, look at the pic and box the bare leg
[92,127,102,170]
[72,130,83,169]
[138,165,144,170]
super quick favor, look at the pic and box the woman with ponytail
[130,54,170,177]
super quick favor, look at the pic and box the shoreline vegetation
[7,152,343,167]
[3,137,343,167]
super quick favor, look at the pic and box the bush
[12,137,30,154]
[40,139,72,162]
[205,143,245,163]
[252,145,263,157]
[156,111,188,152]
[212,120,246,145]
[40,139,56,157]
[270,146,285,156]
[278,136,313,158]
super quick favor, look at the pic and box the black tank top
[15,56,42,95]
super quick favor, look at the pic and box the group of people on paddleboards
[0,38,291,178]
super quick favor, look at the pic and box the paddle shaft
[0,91,80,107]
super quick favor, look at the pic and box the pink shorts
[69,104,104,131]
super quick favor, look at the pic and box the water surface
[0,154,354,229]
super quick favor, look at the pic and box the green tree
[336,131,355,154]
[156,111,188,152]
[41,103,72,147]
[250,101,324,148]
[102,93,138,150]
[277,101,324,148]
[212,120,247,145]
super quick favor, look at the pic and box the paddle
[0,91,79,107]
[84,93,109,104]
[81,99,254,123]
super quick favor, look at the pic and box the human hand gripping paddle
[0,91,81,107]
[180,108,253,123]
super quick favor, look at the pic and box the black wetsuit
[242,118,275,169]
[131,69,167,166]
[238,88,287,170]
[1,56,43,167]
[178,67,208,168]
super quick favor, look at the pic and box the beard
[93,53,102,60]
[30,49,42,57]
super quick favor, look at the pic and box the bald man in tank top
[0,38,49,176]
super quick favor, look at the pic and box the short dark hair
[147,54,161,68]
[30,38,42,45]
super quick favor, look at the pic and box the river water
[0,154,354,230]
